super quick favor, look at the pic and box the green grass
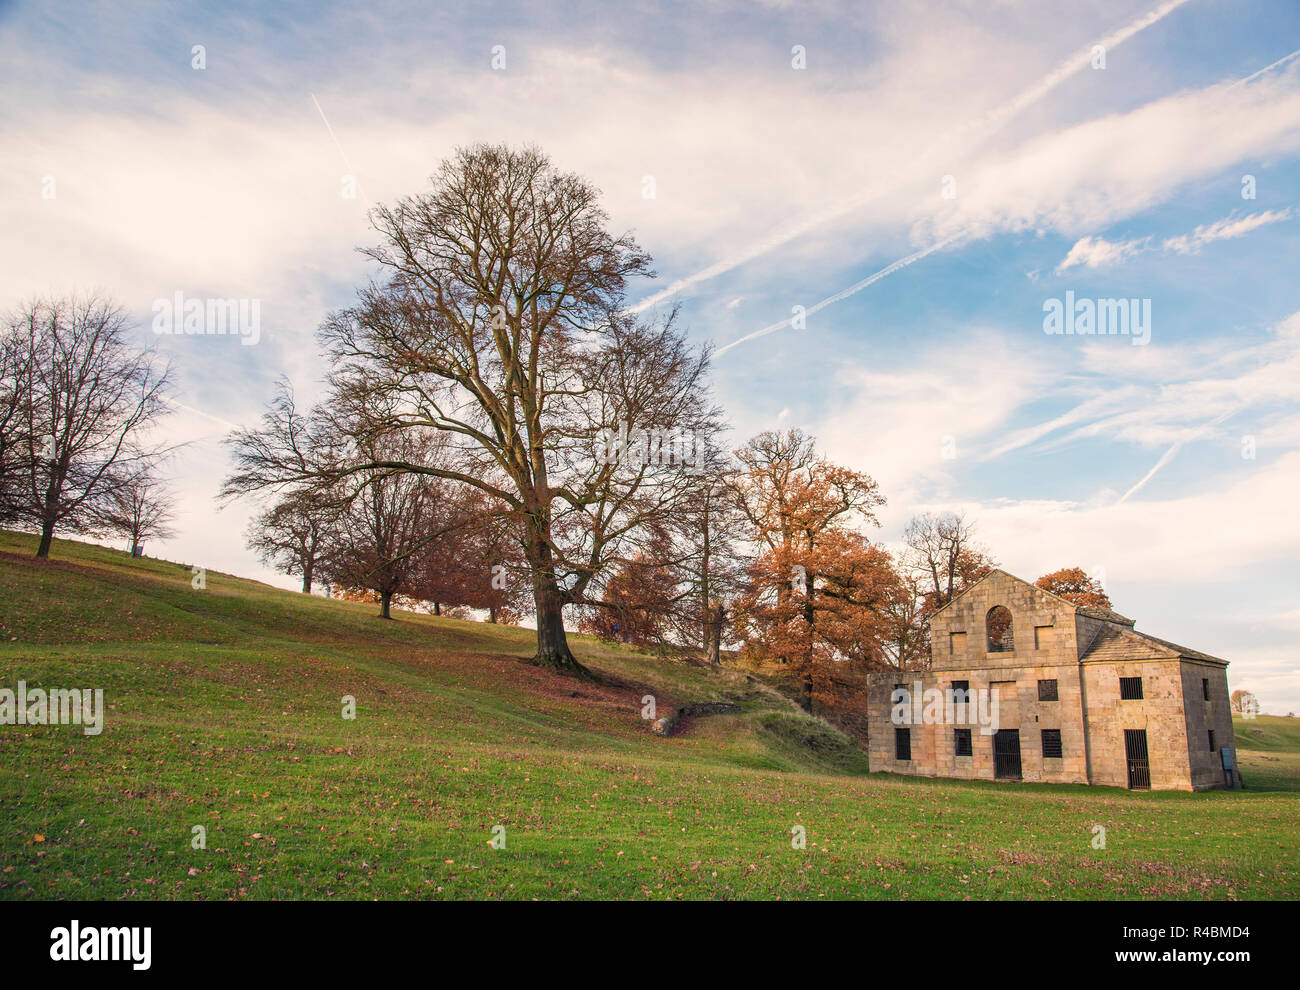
[1235,715,1300,792]
[1,530,1297,900]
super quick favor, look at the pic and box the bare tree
[672,450,749,663]
[4,294,171,558]
[246,491,336,594]
[879,569,930,671]
[317,429,468,620]
[0,324,34,524]
[903,511,995,608]
[224,145,722,674]
[1230,689,1259,715]
[98,469,176,556]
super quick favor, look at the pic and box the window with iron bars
[1119,676,1144,700]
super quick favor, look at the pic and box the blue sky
[3,0,1299,711]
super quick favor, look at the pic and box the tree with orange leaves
[1035,567,1112,609]
[730,430,890,711]
[578,553,680,647]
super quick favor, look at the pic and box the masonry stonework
[867,570,1238,792]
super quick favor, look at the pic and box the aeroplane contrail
[629,0,1195,318]
[713,230,966,356]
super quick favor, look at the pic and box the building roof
[1078,622,1226,665]
[1077,605,1136,626]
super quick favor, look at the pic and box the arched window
[987,606,1014,652]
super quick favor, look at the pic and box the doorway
[993,729,1021,779]
[1124,729,1151,790]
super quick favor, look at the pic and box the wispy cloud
[1058,208,1296,271]
[1162,208,1296,254]
[629,0,1194,314]
[1055,235,1152,273]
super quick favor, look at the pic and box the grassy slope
[1,530,1296,901]
[1235,714,1300,793]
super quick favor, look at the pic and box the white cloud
[1056,208,1296,272]
[1162,207,1296,254]
[1055,234,1150,272]
[817,330,1054,522]
[924,74,1300,245]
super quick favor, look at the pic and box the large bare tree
[4,294,171,558]
[224,145,721,674]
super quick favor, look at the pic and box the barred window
[950,680,970,703]
[954,728,972,757]
[895,727,911,761]
[1119,676,1144,700]
[1041,729,1063,759]
[1037,679,1058,702]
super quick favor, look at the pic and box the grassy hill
[1235,713,1300,792]
[1,530,1297,900]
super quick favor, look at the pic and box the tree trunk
[520,510,585,674]
[489,606,497,624]
[379,590,393,619]
[302,559,313,594]
[433,602,441,616]
[532,578,585,674]
[35,519,55,559]
[524,557,581,677]
[35,464,63,559]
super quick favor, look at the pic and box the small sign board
[1220,747,1234,770]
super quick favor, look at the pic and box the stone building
[867,570,1239,791]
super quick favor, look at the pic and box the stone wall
[1179,660,1237,790]
[1080,658,1192,789]
[931,571,1081,671]
[867,662,1090,783]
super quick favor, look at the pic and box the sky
[3,0,1298,712]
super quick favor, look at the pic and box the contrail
[629,0,1194,315]
[311,93,368,205]
[161,396,242,432]
[1228,46,1300,90]
[714,231,965,357]
[962,0,1194,140]
[1117,440,1185,504]
[1117,408,1235,503]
